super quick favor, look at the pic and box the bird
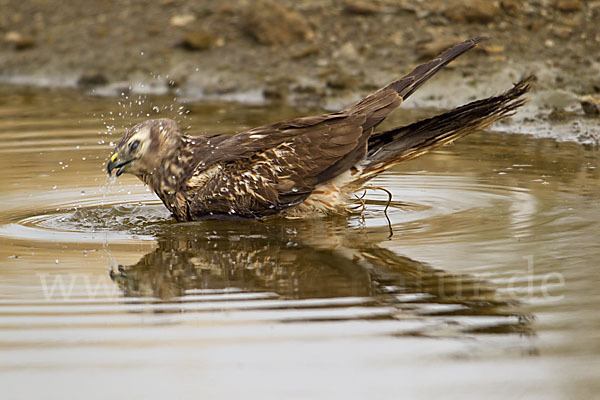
[107,37,531,221]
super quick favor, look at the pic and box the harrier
[107,37,531,221]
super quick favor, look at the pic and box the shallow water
[0,86,599,399]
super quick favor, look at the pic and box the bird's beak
[107,152,131,177]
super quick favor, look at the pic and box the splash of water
[100,173,118,268]
[100,173,118,206]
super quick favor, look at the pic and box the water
[0,86,599,399]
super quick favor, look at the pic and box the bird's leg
[350,190,368,215]
[362,185,394,238]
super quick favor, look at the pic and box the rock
[241,1,313,46]
[4,31,35,50]
[263,78,291,100]
[547,108,574,122]
[500,0,519,16]
[442,0,501,24]
[326,70,357,90]
[551,26,574,39]
[526,19,543,32]
[169,14,196,27]
[333,42,360,61]
[343,1,382,15]
[77,72,108,87]
[562,15,582,27]
[181,30,220,51]
[388,31,406,46]
[291,45,320,59]
[292,83,319,94]
[581,95,600,116]
[215,3,237,15]
[146,25,162,37]
[263,85,285,100]
[555,0,583,12]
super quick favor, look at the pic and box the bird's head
[107,118,181,178]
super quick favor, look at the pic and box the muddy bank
[1,0,599,144]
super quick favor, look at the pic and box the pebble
[442,0,501,24]
[500,0,519,16]
[326,70,357,90]
[333,42,360,61]
[4,31,35,50]
[580,95,600,116]
[343,1,382,15]
[181,30,221,51]
[555,0,583,12]
[77,72,108,87]
[241,1,313,46]
[291,45,320,59]
[169,14,196,27]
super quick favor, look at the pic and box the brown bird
[107,37,531,221]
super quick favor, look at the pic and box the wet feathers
[108,37,532,221]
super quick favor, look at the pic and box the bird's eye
[130,140,140,151]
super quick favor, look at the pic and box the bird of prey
[107,37,531,221]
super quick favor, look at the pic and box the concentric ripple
[2,86,600,400]
[0,185,171,243]
[0,173,541,245]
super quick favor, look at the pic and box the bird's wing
[183,110,387,217]
[181,37,485,218]
[189,86,402,178]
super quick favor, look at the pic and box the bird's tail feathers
[386,36,486,100]
[353,76,533,186]
[344,37,486,131]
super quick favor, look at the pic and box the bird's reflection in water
[111,218,534,337]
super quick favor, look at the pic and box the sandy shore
[1,0,599,144]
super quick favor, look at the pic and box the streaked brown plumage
[107,37,532,221]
